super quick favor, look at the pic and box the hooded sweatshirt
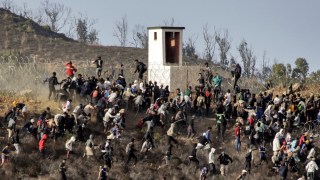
[39,134,48,150]
[306,160,319,173]
[209,148,215,164]
[65,136,76,151]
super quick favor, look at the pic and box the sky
[13,0,320,72]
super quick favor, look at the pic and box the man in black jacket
[134,59,147,80]
[93,56,103,78]
[232,63,242,89]
[48,72,60,100]
[217,151,233,176]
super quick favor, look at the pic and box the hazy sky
[13,0,320,72]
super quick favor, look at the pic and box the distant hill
[0,8,147,64]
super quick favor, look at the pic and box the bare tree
[229,55,237,66]
[75,14,98,44]
[215,29,231,68]
[113,15,128,47]
[238,40,256,78]
[163,18,175,26]
[261,51,272,80]
[1,0,14,11]
[131,24,148,48]
[88,29,99,45]
[183,36,198,59]
[76,18,88,43]
[41,0,72,32]
[18,3,33,19]
[202,23,216,62]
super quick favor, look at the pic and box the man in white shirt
[208,148,216,175]
[306,158,318,180]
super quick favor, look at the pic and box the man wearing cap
[92,56,103,78]
[47,72,60,100]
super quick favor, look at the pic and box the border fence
[0,55,264,98]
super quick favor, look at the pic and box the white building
[147,26,200,91]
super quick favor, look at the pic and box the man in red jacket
[39,134,48,158]
[65,61,77,78]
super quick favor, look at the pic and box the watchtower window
[154,32,157,40]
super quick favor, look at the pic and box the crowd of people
[1,58,319,180]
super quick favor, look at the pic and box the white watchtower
[147,27,200,91]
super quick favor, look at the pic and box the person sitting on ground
[1,143,11,165]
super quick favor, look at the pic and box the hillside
[2,8,318,180]
[0,8,147,64]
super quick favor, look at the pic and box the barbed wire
[0,55,265,95]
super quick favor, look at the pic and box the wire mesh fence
[0,55,265,97]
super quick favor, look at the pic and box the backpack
[139,63,147,73]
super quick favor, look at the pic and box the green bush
[42,25,51,31]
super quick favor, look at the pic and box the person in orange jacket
[65,61,77,78]
[39,133,48,158]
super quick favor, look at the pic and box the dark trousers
[40,149,45,158]
[168,136,178,145]
[126,152,137,165]
[245,161,251,173]
[234,75,240,89]
[188,156,199,166]
[49,86,56,100]
[210,163,216,175]
[60,171,67,180]
[138,72,144,80]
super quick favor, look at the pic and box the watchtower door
[165,32,180,64]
